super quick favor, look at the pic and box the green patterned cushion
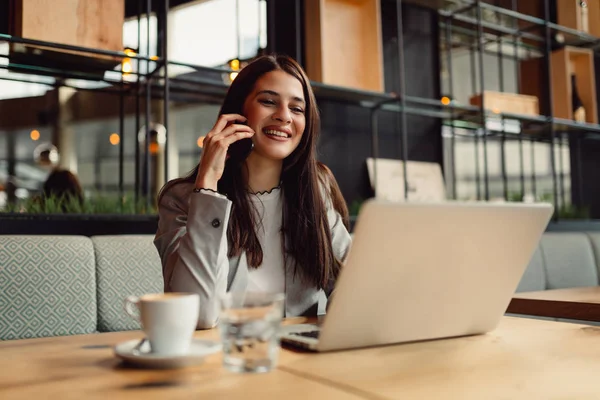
[0,235,97,340]
[92,235,163,332]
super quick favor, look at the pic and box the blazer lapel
[227,253,248,292]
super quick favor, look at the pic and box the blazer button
[211,218,221,228]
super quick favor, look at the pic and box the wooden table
[507,286,600,322]
[0,317,360,400]
[4,316,600,399]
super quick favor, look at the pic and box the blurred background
[1,0,598,231]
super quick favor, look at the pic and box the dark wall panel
[570,137,600,219]
[0,1,10,34]
[316,2,443,207]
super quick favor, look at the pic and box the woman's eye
[291,107,304,114]
[259,99,275,106]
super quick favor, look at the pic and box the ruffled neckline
[248,186,281,200]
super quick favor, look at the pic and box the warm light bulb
[110,133,120,145]
[122,58,133,74]
[197,136,205,148]
[124,48,137,57]
[230,59,240,70]
[229,72,239,81]
[441,96,451,105]
[30,129,40,141]
[149,142,160,154]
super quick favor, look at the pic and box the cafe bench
[0,235,163,340]
[2,231,600,340]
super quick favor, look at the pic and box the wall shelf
[1,0,600,219]
[304,0,384,92]
[5,30,600,138]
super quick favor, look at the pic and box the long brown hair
[161,55,348,289]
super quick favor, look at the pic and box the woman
[154,55,352,329]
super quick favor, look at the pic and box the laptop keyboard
[291,330,320,339]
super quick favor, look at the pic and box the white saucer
[114,338,222,369]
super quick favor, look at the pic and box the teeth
[264,129,289,138]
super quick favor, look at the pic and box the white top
[246,187,285,294]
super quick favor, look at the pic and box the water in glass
[219,292,285,373]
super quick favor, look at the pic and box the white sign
[366,158,446,202]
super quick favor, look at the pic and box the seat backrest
[540,232,598,289]
[585,232,600,277]
[0,235,97,340]
[515,246,546,292]
[92,235,163,332]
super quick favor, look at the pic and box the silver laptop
[281,199,554,352]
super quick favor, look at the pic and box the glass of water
[219,292,285,373]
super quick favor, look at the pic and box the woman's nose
[272,106,292,123]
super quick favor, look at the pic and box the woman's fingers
[207,114,247,138]
[218,124,255,138]
[218,130,255,148]
[208,128,254,154]
[204,124,253,148]
[202,127,253,163]
[196,114,252,187]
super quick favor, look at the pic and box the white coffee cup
[124,293,200,356]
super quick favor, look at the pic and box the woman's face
[242,70,306,162]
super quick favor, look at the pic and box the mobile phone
[227,120,254,163]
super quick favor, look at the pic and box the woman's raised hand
[195,113,255,191]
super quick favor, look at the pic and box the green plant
[535,192,591,219]
[349,199,365,216]
[507,191,524,202]
[507,191,590,220]
[537,193,554,204]
[556,203,590,220]
[1,192,157,215]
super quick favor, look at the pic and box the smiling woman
[153,55,352,329]
[242,70,306,164]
